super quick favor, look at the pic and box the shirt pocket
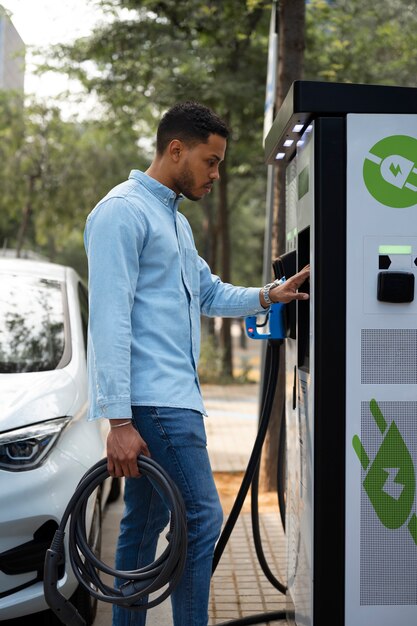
[183,248,200,297]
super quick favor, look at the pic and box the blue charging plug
[245,301,286,340]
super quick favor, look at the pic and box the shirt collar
[129,169,183,211]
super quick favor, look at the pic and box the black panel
[265,80,417,163]
[379,255,391,270]
[273,251,297,339]
[295,80,417,115]
[297,227,310,372]
[313,117,346,625]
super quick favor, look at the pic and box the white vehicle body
[0,258,114,623]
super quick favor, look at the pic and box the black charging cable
[44,456,187,626]
[213,339,287,625]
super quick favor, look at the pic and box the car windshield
[0,274,66,373]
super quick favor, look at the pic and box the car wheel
[42,493,102,626]
[106,477,122,504]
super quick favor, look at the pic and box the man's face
[173,133,227,201]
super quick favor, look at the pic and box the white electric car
[0,258,120,625]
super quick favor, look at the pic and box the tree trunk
[15,203,31,258]
[218,156,233,380]
[260,0,305,493]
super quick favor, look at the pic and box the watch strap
[262,278,283,305]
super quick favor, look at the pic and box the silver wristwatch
[262,278,283,305]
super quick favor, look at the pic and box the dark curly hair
[156,101,230,155]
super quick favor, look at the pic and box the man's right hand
[268,264,310,304]
[107,422,150,478]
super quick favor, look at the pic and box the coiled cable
[44,455,187,626]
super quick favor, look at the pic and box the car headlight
[0,417,70,471]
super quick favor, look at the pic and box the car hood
[0,370,77,432]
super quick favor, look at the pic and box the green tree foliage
[46,0,271,285]
[305,0,417,85]
[0,91,143,277]
[45,0,273,378]
[0,92,25,246]
[56,0,269,131]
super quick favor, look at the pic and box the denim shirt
[84,170,265,419]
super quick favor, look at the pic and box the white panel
[345,114,417,626]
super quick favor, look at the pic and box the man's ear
[168,139,184,163]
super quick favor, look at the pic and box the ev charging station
[264,81,417,626]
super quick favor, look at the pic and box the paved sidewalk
[94,340,287,625]
[204,382,287,625]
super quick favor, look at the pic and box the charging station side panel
[285,126,314,626]
[284,151,305,625]
[285,117,347,626]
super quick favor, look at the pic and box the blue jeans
[112,406,223,626]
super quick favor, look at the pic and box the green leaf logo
[353,399,417,544]
[363,135,417,208]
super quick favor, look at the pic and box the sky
[2,0,106,107]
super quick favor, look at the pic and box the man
[84,101,309,626]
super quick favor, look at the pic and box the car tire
[106,477,122,504]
